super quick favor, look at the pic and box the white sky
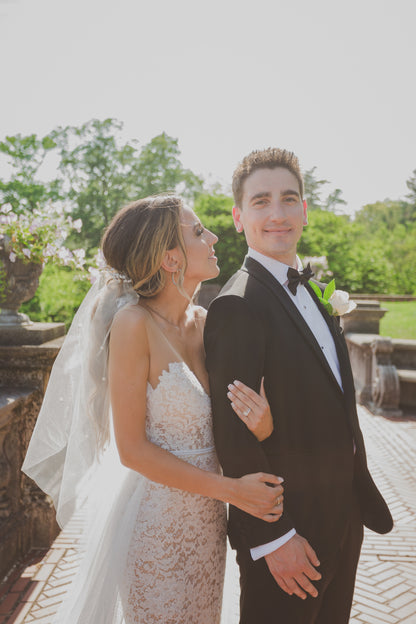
[1,0,415,214]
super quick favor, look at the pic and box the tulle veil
[21,271,148,622]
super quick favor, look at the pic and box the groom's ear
[232,205,243,233]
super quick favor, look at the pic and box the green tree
[378,221,416,294]
[52,118,141,249]
[299,209,394,293]
[303,167,346,212]
[355,200,415,230]
[53,121,204,249]
[303,167,329,210]
[134,133,203,200]
[0,132,61,212]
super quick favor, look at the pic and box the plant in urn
[0,203,85,327]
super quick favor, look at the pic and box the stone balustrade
[344,301,416,418]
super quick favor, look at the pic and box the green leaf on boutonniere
[309,280,334,315]
[321,300,334,315]
[323,279,336,300]
[309,281,323,299]
[306,273,356,316]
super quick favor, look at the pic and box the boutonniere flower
[309,279,357,316]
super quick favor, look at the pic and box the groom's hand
[265,534,321,599]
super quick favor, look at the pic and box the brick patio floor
[1,405,415,623]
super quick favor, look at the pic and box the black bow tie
[287,263,314,295]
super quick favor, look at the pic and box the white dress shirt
[248,248,343,561]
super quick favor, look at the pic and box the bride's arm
[109,308,283,523]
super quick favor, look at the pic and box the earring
[172,271,178,286]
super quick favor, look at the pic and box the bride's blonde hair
[101,194,187,297]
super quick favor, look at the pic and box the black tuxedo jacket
[204,257,392,559]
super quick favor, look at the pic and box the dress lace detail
[146,361,213,453]
[121,361,227,623]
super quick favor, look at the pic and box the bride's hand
[230,473,284,523]
[227,377,273,441]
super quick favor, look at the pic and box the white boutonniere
[309,279,357,316]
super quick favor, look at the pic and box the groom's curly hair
[232,148,304,207]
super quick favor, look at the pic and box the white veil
[22,270,139,528]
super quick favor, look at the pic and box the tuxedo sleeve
[204,294,295,549]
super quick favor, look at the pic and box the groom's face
[232,167,307,267]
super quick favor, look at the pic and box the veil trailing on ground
[22,270,139,528]
[22,270,155,622]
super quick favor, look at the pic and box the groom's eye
[283,194,299,204]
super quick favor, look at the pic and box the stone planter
[0,235,43,327]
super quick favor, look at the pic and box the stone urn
[0,234,43,326]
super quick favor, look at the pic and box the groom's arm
[204,294,295,549]
[205,294,322,599]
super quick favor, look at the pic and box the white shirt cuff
[250,528,297,561]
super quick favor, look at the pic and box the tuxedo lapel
[305,282,356,403]
[242,257,344,397]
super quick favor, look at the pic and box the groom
[204,148,393,623]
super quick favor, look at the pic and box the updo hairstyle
[101,195,187,298]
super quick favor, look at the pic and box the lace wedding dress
[54,361,227,624]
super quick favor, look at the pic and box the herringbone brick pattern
[349,408,416,624]
[1,406,415,623]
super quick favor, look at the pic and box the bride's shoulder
[110,304,151,343]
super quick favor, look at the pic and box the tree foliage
[299,204,416,294]
[303,167,346,212]
[133,132,203,200]
[52,121,203,248]
[0,133,61,211]
[51,119,140,248]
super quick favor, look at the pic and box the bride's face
[180,207,219,283]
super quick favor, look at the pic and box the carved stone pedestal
[0,324,65,580]
[370,337,403,418]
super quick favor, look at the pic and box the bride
[22,194,283,623]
